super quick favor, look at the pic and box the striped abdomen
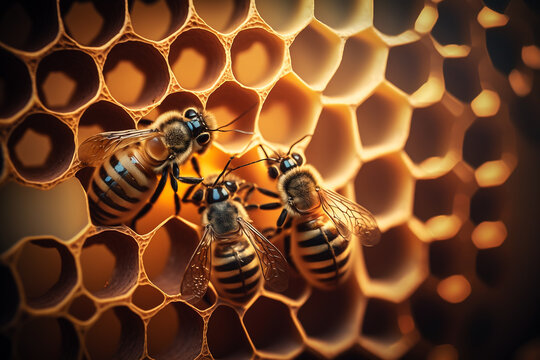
[291,215,352,289]
[211,236,262,303]
[87,147,158,225]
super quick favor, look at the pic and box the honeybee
[241,136,381,289]
[180,158,288,304]
[78,107,252,227]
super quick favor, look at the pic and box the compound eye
[184,108,198,119]
[291,152,303,166]
[224,181,237,193]
[268,166,279,179]
[196,133,210,145]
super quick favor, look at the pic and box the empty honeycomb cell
[410,286,452,344]
[463,117,503,169]
[373,0,423,36]
[129,0,188,41]
[471,221,507,249]
[361,298,401,341]
[85,306,144,360]
[0,48,32,119]
[231,28,284,88]
[36,50,99,113]
[486,27,521,75]
[323,29,388,103]
[77,100,135,145]
[147,301,204,359]
[443,57,482,103]
[0,265,19,325]
[436,275,471,304]
[314,0,370,33]
[104,41,169,108]
[207,305,253,360]
[8,113,75,182]
[16,316,79,359]
[431,0,471,46]
[169,29,226,91]
[428,237,475,280]
[139,91,202,122]
[289,21,341,90]
[206,81,258,152]
[258,73,320,145]
[475,248,504,286]
[15,239,77,309]
[386,41,430,95]
[297,278,361,350]
[355,83,411,158]
[61,0,125,47]
[131,284,164,311]
[143,218,200,296]
[68,294,96,322]
[0,0,58,52]
[0,179,89,253]
[80,230,139,298]
[414,172,461,224]
[354,153,413,228]
[243,296,303,356]
[255,0,312,35]
[305,105,360,188]
[194,0,250,34]
[470,186,505,224]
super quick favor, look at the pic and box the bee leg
[169,171,180,215]
[191,157,202,178]
[245,202,282,211]
[277,208,288,228]
[172,163,203,184]
[131,167,169,229]
[255,186,280,199]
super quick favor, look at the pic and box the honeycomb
[1,0,538,359]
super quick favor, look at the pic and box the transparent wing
[318,187,381,246]
[180,225,214,303]
[237,217,288,292]
[78,128,159,166]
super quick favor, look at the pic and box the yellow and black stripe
[211,238,262,303]
[88,148,158,225]
[291,217,352,289]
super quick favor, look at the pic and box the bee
[237,136,381,289]
[78,107,253,227]
[180,157,288,304]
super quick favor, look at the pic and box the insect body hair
[278,165,323,215]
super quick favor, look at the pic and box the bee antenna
[287,134,313,155]
[212,156,235,187]
[210,102,258,132]
[213,128,254,135]
[225,158,275,176]
[259,143,280,159]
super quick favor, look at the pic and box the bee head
[183,108,214,154]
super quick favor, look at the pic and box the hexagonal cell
[413,172,460,223]
[485,26,521,75]
[297,278,361,352]
[36,50,99,112]
[356,83,411,159]
[80,230,139,298]
[314,0,371,34]
[431,0,471,46]
[386,41,430,94]
[410,282,453,344]
[0,1,58,52]
[85,306,144,360]
[470,186,506,224]
[16,239,77,309]
[0,48,32,119]
[147,301,204,359]
[259,73,321,145]
[361,298,402,341]
[68,294,96,322]
[305,105,360,188]
[207,305,252,360]
[0,265,19,326]
[362,224,427,301]
[244,296,302,356]
[354,153,413,229]
[463,117,504,169]
[129,0,188,41]
[16,316,79,359]
[194,0,250,34]
[323,29,388,103]
[104,41,169,108]
[290,20,341,90]
[206,81,258,152]
[373,0,423,36]
[443,56,482,103]
[476,248,504,287]
[143,218,200,296]
[139,91,203,123]
[231,28,284,88]
[8,113,75,183]
[429,236,476,280]
[60,0,125,46]
[0,178,89,253]
[169,29,226,91]
[77,101,135,145]
[255,0,312,35]
[132,284,164,311]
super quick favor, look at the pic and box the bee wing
[318,187,381,246]
[78,128,159,166]
[237,217,289,292]
[180,225,214,303]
